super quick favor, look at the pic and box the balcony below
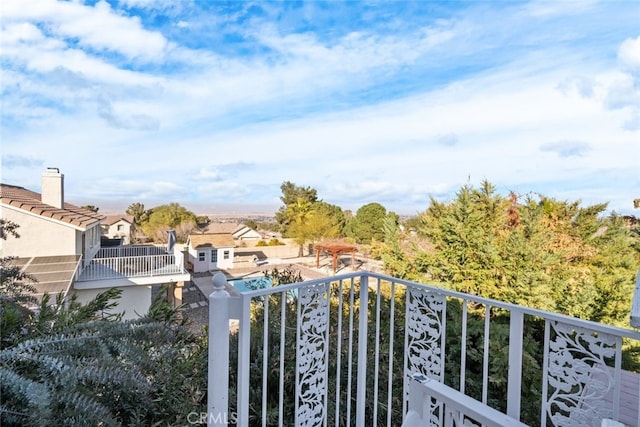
[75,246,190,288]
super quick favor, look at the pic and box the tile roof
[188,233,235,248]
[202,222,243,234]
[103,215,135,226]
[0,184,104,229]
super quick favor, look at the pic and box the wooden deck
[585,367,640,426]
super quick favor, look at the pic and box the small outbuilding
[186,233,235,273]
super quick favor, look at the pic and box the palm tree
[287,198,315,256]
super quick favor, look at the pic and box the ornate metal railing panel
[295,282,330,426]
[542,321,622,427]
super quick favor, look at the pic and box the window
[198,251,205,262]
[223,250,230,260]
[117,224,124,231]
[211,250,218,263]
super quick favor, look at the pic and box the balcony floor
[592,368,640,426]
[76,263,186,282]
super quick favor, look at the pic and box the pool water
[228,277,272,292]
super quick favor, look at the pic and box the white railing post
[208,273,230,426]
[507,309,524,420]
[630,269,640,328]
[356,275,369,426]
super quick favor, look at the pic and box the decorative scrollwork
[545,321,619,427]
[405,286,446,380]
[296,282,330,426]
[405,285,446,422]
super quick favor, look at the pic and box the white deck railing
[96,245,168,258]
[77,252,185,281]
[405,373,528,427]
[207,271,640,427]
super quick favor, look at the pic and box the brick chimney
[41,167,64,209]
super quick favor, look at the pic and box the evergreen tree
[386,181,640,325]
[0,219,207,425]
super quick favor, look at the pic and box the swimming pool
[228,276,272,293]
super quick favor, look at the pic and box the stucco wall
[189,246,235,272]
[73,285,152,320]
[103,220,134,244]
[1,206,80,257]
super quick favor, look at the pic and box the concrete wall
[0,206,80,257]
[73,285,152,320]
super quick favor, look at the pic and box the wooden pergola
[315,244,358,274]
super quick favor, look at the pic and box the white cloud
[522,0,596,18]
[540,141,591,158]
[78,178,185,200]
[2,0,169,62]
[247,21,455,77]
[603,74,640,110]
[198,167,224,180]
[2,0,639,215]
[618,36,640,71]
[196,182,251,200]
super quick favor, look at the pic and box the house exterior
[1,168,103,262]
[186,233,235,272]
[204,222,262,242]
[233,225,261,241]
[101,215,135,244]
[0,168,190,319]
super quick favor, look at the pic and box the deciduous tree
[346,202,390,244]
[142,203,197,243]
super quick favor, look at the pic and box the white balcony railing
[77,251,186,282]
[96,245,168,258]
[207,271,640,427]
[405,373,527,427]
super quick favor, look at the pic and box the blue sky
[1,0,639,216]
